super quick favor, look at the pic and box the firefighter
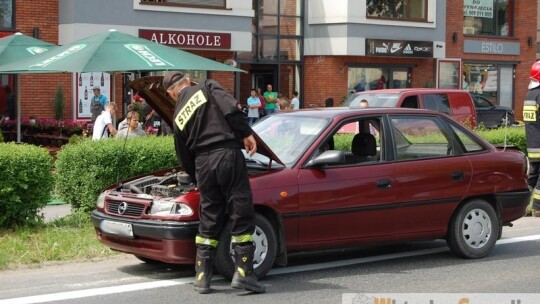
[524,61,540,217]
[162,71,265,294]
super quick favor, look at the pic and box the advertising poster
[76,72,111,120]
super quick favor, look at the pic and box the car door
[473,95,501,128]
[387,114,472,237]
[297,116,400,245]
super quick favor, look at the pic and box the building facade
[2,0,537,123]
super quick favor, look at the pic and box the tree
[53,85,65,120]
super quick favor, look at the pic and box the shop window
[0,0,13,29]
[463,63,513,108]
[366,0,427,21]
[140,0,225,9]
[463,0,512,36]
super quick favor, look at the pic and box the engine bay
[119,171,196,198]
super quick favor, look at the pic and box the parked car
[91,77,530,280]
[343,88,477,129]
[470,93,515,128]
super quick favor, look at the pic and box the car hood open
[128,76,284,166]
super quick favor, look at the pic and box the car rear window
[344,93,400,107]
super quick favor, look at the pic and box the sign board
[366,39,433,58]
[139,29,231,49]
[463,40,520,55]
[464,0,494,18]
[76,72,111,120]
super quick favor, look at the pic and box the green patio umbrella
[0,32,57,142]
[0,29,243,73]
[0,32,56,65]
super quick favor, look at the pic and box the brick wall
[303,56,435,107]
[446,0,537,120]
[16,0,71,121]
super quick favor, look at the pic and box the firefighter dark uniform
[524,61,540,217]
[162,71,265,294]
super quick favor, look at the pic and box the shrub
[0,143,54,228]
[53,85,65,120]
[54,136,177,212]
[0,131,3,143]
[474,126,526,153]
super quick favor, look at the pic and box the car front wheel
[214,213,277,280]
[446,199,499,259]
[500,112,514,127]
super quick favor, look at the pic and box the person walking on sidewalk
[162,71,265,294]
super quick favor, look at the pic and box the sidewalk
[40,204,72,222]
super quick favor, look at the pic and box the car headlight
[96,192,107,209]
[149,199,194,217]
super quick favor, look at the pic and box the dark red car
[91,77,530,279]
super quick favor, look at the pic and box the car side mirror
[305,150,345,168]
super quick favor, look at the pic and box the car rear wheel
[214,213,277,280]
[446,199,499,259]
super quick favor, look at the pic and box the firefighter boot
[193,246,214,294]
[230,243,266,293]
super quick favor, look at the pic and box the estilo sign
[139,29,231,49]
[366,39,433,58]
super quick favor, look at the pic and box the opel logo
[118,202,128,215]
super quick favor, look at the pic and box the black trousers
[195,148,255,239]
[529,161,540,211]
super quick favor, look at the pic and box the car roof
[352,88,469,95]
[278,106,446,119]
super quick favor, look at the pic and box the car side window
[450,124,485,153]
[423,94,451,115]
[475,95,493,108]
[390,115,453,160]
[315,117,382,166]
[401,96,419,108]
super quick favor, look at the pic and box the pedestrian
[354,75,367,92]
[263,84,278,115]
[90,86,108,123]
[523,61,540,217]
[92,102,117,140]
[376,75,386,90]
[290,91,300,110]
[4,85,15,119]
[162,71,265,294]
[116,111,146,139]
[256,88,266,118]
[246,88,261,126]
[359,99,369,108]
[325,97,334,107]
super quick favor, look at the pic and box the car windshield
[344,93,400,107]
[252,114,329,166]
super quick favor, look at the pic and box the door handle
[451,171,464,180]
[376,179,391,189]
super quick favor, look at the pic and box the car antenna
[502,111,509,152]
[115,109,136,185]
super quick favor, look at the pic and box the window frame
[139,0,226,10]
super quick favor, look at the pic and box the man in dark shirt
[163,71,265,294]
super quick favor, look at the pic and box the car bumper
[496,190,531,224]
[91,210,199,264]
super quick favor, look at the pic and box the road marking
[2,234,540,304]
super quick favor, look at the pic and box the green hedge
[0,143,53,228]
[55,136,177,212]
[474,126,526,153]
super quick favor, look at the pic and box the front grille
[107,201,145,217]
